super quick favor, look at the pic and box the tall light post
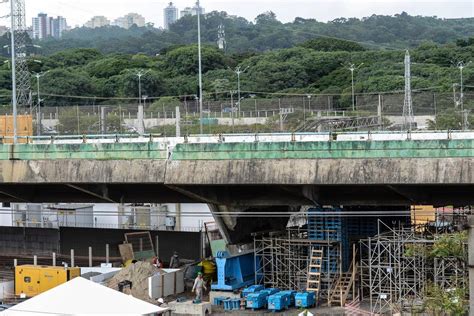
[135,70,150,135]
[457,61,472,113]
[230,66,249,117]
[348,63,363,112]
[196,0,204,134]
[32,71,48,136]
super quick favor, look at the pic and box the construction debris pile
[106,262,159,303]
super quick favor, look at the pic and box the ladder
[307,249,323,298]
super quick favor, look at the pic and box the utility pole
[135,70,149,135]
[403,50,414,131]
[196,0,204,135]
[33,71,48,136]
[230,66,249,117]
[348,63,363,112]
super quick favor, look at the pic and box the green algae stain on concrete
[171,139,474,160]
[0,139,472,161]
[1,142,167,160]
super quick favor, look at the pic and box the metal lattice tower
[10,0,31,110]
[217,24,226,51]
[403,50,414,130]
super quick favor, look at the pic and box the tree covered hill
[26,11,474,55]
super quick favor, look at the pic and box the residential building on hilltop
[84,16,110,28]
[164,2,178,30]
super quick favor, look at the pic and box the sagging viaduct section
[0,132,473,243]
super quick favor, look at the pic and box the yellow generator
[15,265,81,297]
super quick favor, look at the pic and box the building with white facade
[32,13,68,39]
[84,16,111,28]
[180,5,205,18]
[113,13,146,29]
[163,2,178,30]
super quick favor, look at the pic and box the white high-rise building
[113,13,146,29]
[163,2,178,30]
[84,16,110,28]
[180,5,205,18]
[32,13,68,39]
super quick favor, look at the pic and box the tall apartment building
[163,2,178,30]
[84,16,110,28]
[32,13,68,39]
[113,13,146,29]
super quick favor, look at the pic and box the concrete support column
[71,249,74,267]
[106,244,109,264]
[52,252,56,266]
[13,259,17,267]
[33,255,37,266]
[468,216,474,315]
[175,203,181,231]
[176,106,181,138]
[89,247,93,267]
[155,235,160,258]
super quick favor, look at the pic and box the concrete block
[169,300,211,315]
[209,290,241,305]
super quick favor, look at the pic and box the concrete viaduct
[0,131,473,243]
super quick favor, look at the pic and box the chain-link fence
[1,91,472,135]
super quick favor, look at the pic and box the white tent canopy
[1,277,167,315]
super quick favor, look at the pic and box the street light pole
[135,70,150,135]
[457,61,471,130]
[348,63,363,112]
[10,0,17,143]
[197,0,203,135]
[231,66,249,117]
[34,72,45,135]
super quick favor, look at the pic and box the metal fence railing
[0,91,471,135]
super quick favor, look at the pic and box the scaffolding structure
[434,257,467,289]
[253,228,341,300]
[359,222,433,314]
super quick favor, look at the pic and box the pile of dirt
[106,261,159,303]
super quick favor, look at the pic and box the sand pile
[106,261,159,303]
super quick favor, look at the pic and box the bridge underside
[0,157,473,244]
[0,183,472,206]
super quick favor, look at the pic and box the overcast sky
[1,0,473,28]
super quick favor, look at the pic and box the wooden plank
[118,243,134,262]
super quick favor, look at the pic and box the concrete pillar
[468,216,474,315]
[89,247,92,267]
[13,259,17,267]
[52,252,56,266]
[175,106,181,138]
[106,244,110,264]
[33,255,37,266]
[100,106,107,134]
[71,249,75,267]
[175,203,181,231]
[137,105,145,135]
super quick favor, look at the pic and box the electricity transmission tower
[217,24,226,51]
[403,50,414,131]
[10,0,31,110]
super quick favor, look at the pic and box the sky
[0,0,473,28]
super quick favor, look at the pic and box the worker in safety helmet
[192,272,207,302]
[169,251,180,268]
